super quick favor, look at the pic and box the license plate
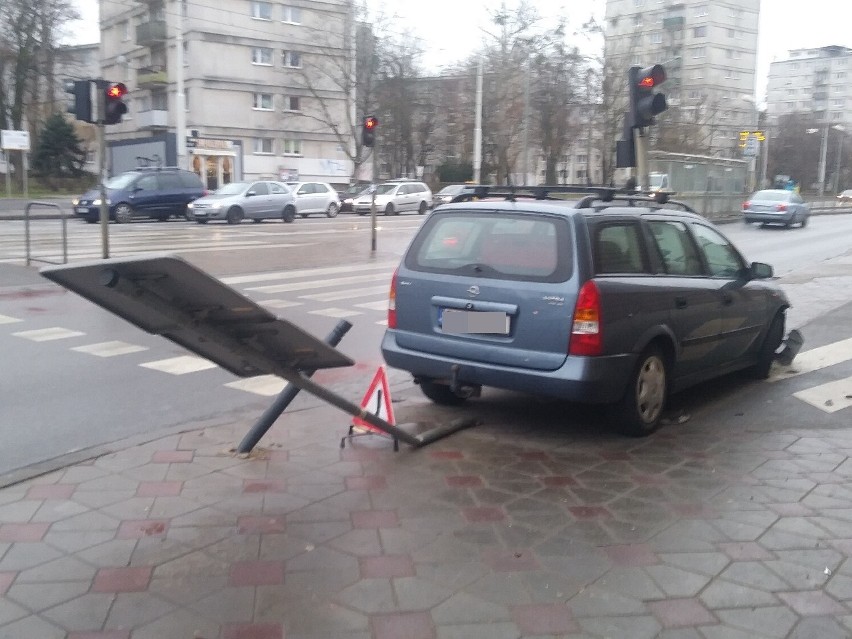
[440,309,510,334]
[75,207,89,214]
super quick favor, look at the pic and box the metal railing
[24,202,68,266]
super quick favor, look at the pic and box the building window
[836,72,847,79]
[727,28,735,37]
[121,21,129,40]
[282,139,301,155]
[282,50,301,68]
[694,4,708,17]
[183,41,189,65]
[286,96,301,111]
[693,26,707,37]
[693,69,704,79]
[184,88,189,111]
[650,32,662,44]
[577,154,588,163]
[253,93,273,110]
[254,138,273,154]
[251,1,272,20]
[833,99,845,108]
[252,47,273,65]
[282,5,301,23]
[691,47,706,58]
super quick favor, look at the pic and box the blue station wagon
[381,187,790,436]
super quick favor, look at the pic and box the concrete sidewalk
[2,354,852,638]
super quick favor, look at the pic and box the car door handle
[674,297,688,309]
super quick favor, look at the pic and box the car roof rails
[133,165,183,172]
[448,184,696,213]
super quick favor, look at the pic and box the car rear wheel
[800,216,808,228]
[196,219,208,224]
[418,378,468,406]
[226,207,244,225]
[611,346,667,437]
[114,203,133,224]
[282,205,296,223]
[418,201,428,215]
[748,312,785,379]
[326,202,339,218]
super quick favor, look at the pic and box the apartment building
[766,46,852,128]
[99,0,354,188]
[604,0,760,157]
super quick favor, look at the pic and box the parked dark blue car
[73,167,206,223]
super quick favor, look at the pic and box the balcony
[662,16,685,29]
[136,20,167,47]
[137,67,168,88]
[137,109,169,129]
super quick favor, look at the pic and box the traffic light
[362,115,378,147]
[628,64,667,129]
[103,82,128,125]
[64,79,92,123]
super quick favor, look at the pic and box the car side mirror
[750,261,773,279]
[246,191,255,197]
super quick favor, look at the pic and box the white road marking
[300,285,389,302]
[793,377,852,413]
[256,299,303,309]
[354,300,390,311]
[140,355,218,375]
[224,375,288,396]
[222,261,396,285]
[245,272,389,294]
[0,314,23,324]
[13,327,85,341]
[770,337,852,381]
[71,341,149,357]
[308,308,364,318]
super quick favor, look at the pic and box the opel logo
[467,285,480,296]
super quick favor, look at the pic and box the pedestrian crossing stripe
[225,375,287,396]
[13,327,85,341]
[140,355,218,375]
[72,341,149,357]
[770,337,852,381]
[793,376,852,413]
[0,314,23,324]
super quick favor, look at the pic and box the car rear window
[752,190,790,202]
[406,212,572,282]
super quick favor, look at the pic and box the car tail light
[776,203,787,211]
[387,267,398,328]
[569,281,602,356]
[742,201,750,210]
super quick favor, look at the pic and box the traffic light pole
[370,146,378,252]
[98,122,110,259]
[633,126,649,191]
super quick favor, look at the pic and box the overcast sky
[68,0,852,100]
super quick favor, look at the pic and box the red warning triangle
[351,366,395,434]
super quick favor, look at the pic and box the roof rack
[133,166,183,171]
[448,184,696,213]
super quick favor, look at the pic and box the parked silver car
[287,182,341,218]
[188,180,296,224]
[742,189,810,228]
[353,181,432,216]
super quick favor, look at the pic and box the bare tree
[0,0,78,185]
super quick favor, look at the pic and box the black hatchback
[73,167,206,223]
[381,186,791,436]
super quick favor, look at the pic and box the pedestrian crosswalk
[3,258,852,410]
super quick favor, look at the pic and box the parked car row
[73,170,464,224]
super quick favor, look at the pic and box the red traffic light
[364,116,378,130]
[637,65,666,89]
[106,83,127,99]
